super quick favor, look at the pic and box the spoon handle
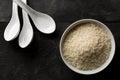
[12,1,18,16]
[22,0,30,23]
[13,0,36,15]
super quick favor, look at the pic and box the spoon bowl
[31,12,56,34]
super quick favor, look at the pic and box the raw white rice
[62,22,111,70]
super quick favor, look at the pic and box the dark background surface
[0,0,120,80]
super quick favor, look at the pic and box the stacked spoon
[4,1,20,41]
[18,0,33,48]
[4,0,56,48]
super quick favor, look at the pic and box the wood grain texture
[0,0,11,21]
[0,0,120,22]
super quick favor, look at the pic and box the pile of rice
[62,22,111,70]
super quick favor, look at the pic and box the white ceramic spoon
[13,0,56,34]
[4,1,20,41]
[18,0,33,48]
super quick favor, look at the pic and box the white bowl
[59,19,115,75]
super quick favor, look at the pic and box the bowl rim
[59,19,116,75]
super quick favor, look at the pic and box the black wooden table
[0,0,120,80]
